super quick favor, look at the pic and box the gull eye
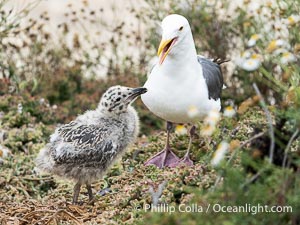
[179,26,183,31]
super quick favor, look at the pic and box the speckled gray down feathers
[35,85,146,190]
[36,107,139,185]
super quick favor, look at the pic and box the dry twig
[282,128,299,168]
[148,180,167,207]
[253,83,275,164]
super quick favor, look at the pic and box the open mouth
[158,37,178,65]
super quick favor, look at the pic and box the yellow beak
[157,38,174,65]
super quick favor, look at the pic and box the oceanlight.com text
[138,203,293,215]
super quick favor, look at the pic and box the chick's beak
[127,87,147,101]
[157,37,177,65]
[132,87,148,95]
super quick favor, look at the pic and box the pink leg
[169,125,195,167]
[145,122,180,169]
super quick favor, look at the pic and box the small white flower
[39,98,45,105]
[187,105,199,118]
[211,141,229,166]
[240,56,261,72]
[17,103,23,114]
[266,39,290,52]
[204,110,220,126]
[286,15,300,25]
[241,51,251,58]
[175,125,188,136]
[241,59,261,71]
[52,105,58,110]
[247,40,256,48]
[201,110,220,136]
[236,53,262,72]
[201,124,215,136]
[223,106,236,118]
[247,34,260,47]
[280,52,297,64]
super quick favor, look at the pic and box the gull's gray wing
[52,119,124,165]
[197,56,224,101]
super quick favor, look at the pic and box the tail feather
[35,145,54,173]
[213,58,230,65]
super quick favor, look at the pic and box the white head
[99,85,147,115]
[157,14,194,65]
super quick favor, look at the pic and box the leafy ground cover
[0,0,299,224]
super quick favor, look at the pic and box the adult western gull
[141,14,225,168]
[36,85,147,204]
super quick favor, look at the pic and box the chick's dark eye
[179,26,183,31]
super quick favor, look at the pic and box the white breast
[141,63,221,123]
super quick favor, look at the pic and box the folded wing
[51,119,123,165]
[197,56,224,101]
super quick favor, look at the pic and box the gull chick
[36,85,147,203]
[142,14,226,168]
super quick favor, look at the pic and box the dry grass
[0,131,219,224]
